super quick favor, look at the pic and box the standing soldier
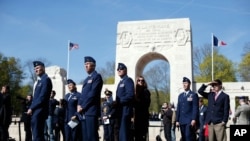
[64,79,81,141]
[176,77,199,141]
[115,63,135,141]
[78,56,103,141]
[101,89,116,141]
[26,61,53,141]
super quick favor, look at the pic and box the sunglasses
[137,79,144,82]
[117,68,125,71]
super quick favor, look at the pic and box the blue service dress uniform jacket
[115,75,135,141]
[30,73,52,141]
[80,70,103,141]
[64,91,81,141]
[176,90,199,141]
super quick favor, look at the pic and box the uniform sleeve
[198,84,209,99]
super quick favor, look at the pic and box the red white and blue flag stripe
[69,42,79,50]
[213,35,227,47]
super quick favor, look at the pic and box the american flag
[69,42,79,50]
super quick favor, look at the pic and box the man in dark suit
[198,98,207,141]
[0,85,12,141]
[78,56,103,141]
[26,61,53,141]
[198,79,229,141]
[176,77,199,141]
[115,63,135,141]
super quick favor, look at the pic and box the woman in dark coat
[134,76,151,141]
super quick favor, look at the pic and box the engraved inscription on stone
[117,22,189,48]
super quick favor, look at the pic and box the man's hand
[191,120,196,127]
[26,109,32,115]
[71,116,77,120]
[176,122,180,127]
[77,105,83,113]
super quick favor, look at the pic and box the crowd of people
[1,57,250,141]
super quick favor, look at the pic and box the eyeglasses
[137,79,144,82]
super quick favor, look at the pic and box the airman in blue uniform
[115,63,135,141]
[78,56,103,141]
[26,61,53,141]
[176,77,199,141]
[64,79,81,141]
[101,89,116,141]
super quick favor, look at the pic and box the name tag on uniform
[88,79,92,83]
[120,84,125,87]
[187,97,193,101]
[72,97,77,100]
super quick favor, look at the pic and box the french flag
[213,35,227,47]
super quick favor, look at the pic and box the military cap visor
[67,79,76,85]
[84,56,96,64]
[117,63,127,71]
[182,77,191,83]
[33,61,45,67]
[104,90,112,95]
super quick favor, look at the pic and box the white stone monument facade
[115,18,193,104]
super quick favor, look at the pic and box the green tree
[238,42,250,81]
[195,51,236,82]
[238,53,250,81]
[0,53,26,115]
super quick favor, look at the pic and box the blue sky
[1,0,249,84]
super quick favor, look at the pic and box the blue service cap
[104,89,112,95]
[33,61,44,67]
[67,79,76,85]
[117,63,127,71]
[183,77,191,83]
[84,56,96,64]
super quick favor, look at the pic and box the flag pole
[67,40,70,79]
[211,33,214,81]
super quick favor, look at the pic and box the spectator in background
[44,90,59,141]
[170,103,176,141]
[0,85,12,141]
[101,89,116,141]
[134,76,151,141]
[18,94,33,141]
[161,102,172,141]
[233,97,250,125]
[54,99,66,141]
[198,98,207,141]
